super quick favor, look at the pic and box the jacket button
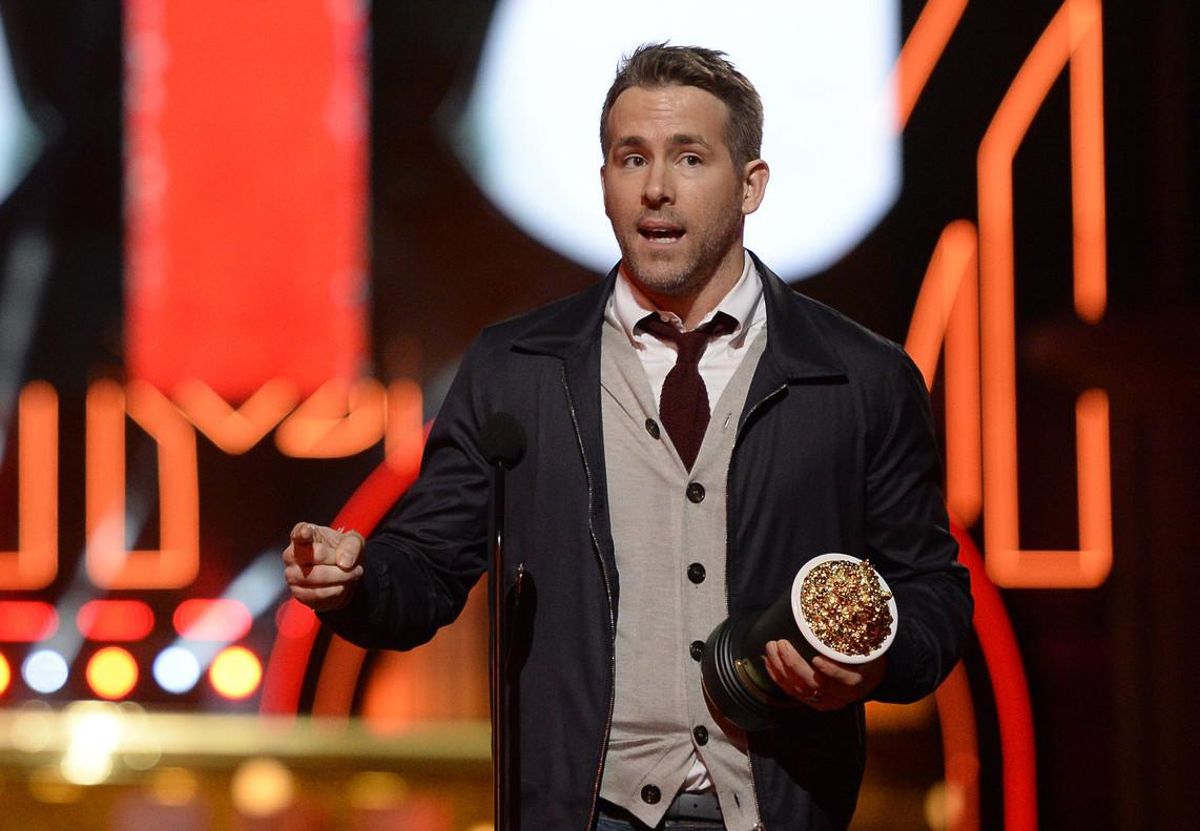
[689,640,705,661]
[686,482,706,503]
[693,725,709,745]
[687,562,706,584]
[641,784,661,805]
[645,418,661,439]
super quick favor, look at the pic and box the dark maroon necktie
[637,311,738,470]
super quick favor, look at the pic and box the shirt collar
[607,251,762,347]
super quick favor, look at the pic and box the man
[283,44,972,831]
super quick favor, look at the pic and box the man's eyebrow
[668,133,713,150]
[611,134,715,151]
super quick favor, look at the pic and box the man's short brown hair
[599,43,764,168]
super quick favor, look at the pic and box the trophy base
[700,612,799,732]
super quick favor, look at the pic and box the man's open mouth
[638,225,684,244]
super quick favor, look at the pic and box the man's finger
[284,563,363,589]
[773,640,820,687]
[812,655,863,687]
[334,531,364,570]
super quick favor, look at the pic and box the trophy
[701,554,898,731]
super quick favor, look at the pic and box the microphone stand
[481,412,525,831]
[490,460,513,831]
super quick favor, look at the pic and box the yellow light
[209,646,262,700]
[231,757,293,818]
[0,652,11,695]
[346,771,409,810]
[85,646,139,700]
[146,767,199,806]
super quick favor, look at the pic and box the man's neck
[633,244,748,330]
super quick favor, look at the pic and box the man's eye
[622,155,646,167]
[681,154,702,166]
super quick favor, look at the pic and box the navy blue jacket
[323,255,973,830]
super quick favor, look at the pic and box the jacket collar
[511,251,847,381]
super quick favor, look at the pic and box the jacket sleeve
[319,334,495,651]
[865,346,973,703]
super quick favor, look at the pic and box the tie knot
[638,311,738,364]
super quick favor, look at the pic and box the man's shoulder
[474,275,612,357]
[769,275,910,374]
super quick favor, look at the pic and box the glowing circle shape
[22,649,68,694]
[153,646,202,694]
[455,0,901,281]
[210,646,263,700]
[231,757,295,817]
[0,652,10,695]
[85,646,139,700]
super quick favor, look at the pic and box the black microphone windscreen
[479,412,526,469]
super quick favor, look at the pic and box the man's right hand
[282,522,366,612]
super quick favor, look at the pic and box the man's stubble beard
[617,204,745,301]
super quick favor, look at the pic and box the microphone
[479,412,526,470]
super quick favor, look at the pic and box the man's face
[601,84,765,300]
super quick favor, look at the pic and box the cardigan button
[686,482,706,503]
[689,640,705,661]
[641,784,661,805]
[645,418,661,439]
[693,725,709,745]
[687,562,706,584]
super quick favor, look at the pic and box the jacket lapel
[511,270,620,613]
[741,253,848,430]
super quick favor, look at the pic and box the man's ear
[600,164,610,217]
[741,159,770,216]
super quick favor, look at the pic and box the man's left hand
[762,639,886,711]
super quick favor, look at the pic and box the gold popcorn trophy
[701,554,898,730]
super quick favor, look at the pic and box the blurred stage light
[173,598,252,641]
[209,646,262,700]
[77,600,155,641]
[60,701,123,786]
[22,649,68,694]
[10,701,54,752]
[153,645,202,694]
[346,771,410,810]
[0,601,59,641]
[0,651,10,695]
[455,0,900,281]
[231,757,294,818]
[148,767,200,806]
[85,646,139,700]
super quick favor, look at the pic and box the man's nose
[641,162,673,208]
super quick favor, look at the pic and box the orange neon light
[311,635,365,720]
[86,380,200,589]
[977,0,1111,587]
[86,646,139,700]
[274,378,386,458]
[385,379,425,473]
[173,598,253,642]
[172,379,299,454]
[904,220,983,525]
[935,664,981,831]
[1068,1,1107,324]
[0,652,10,696]
[953,523,1038,831]
[0,382,58,589]
[77,600,156,642]
[0,601,59,642]
[210,645,263,701]
[892,0,970,129]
